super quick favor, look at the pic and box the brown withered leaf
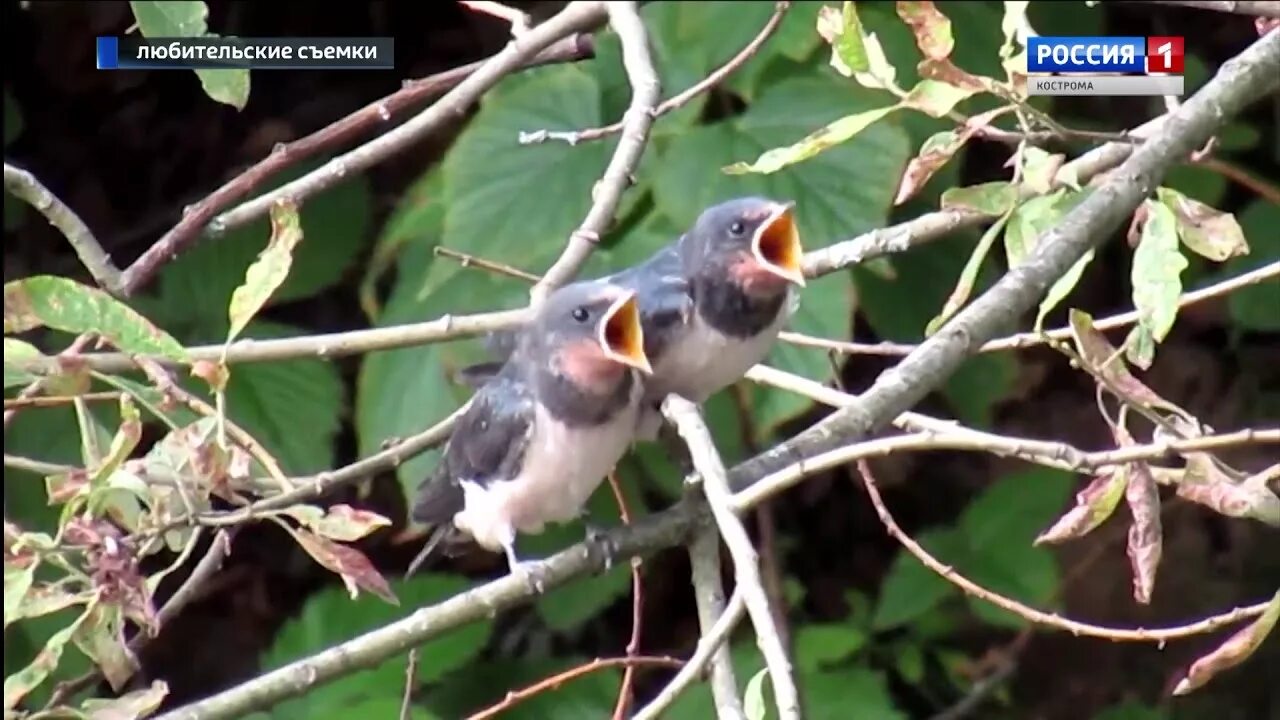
[1155,187,1249,262]
[1177,453,1280,527]
[290,528,399,606]
[279,504,393,543]
[1174,590,1280,696]
[1067,310,1190,419]
[895,1,954,60]
[1117,426,1162,604]
[72,601,137,691]
[1035,468,1129,545]
[189,359,229,393]
[917,58,991,92]
[78,679,169,720]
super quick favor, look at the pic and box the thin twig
[1195,155,1280,204]
[682,526,747,720]
[782,261,1280,358]
[4,333,96,431]
[4,454,77,476]
[433,246,541,283]
[530,1,661,304]
[4,163,124,295]
[3,391,122,410]
[662,396,801,720]
[460,0,531,36]
[399,648,419,720]
[115,5,609,297]
[465,656,682,720]
[521,2,790,146]
[607,471,645,720]
[633,589,749,720]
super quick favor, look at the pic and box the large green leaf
[128,1,250,110]
[260,574,491,720]
[155,160,371,325]
[871,528,963,631]
[1225,200,1280,332]
[649,75,909,437]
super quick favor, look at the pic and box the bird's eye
[571,306,590,323]
[729,220,746,236]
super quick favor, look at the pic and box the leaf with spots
[227,200,303,345]
[939,181,1018,217]
[289,528,398,606]
[1174,590,1280,695]
[1176,454,1280,527]
[1155,186,1248,262]
[1035,468,1129,545]
[1118,428,1162,604]
[1126,199,1187,368]
[277,504,393,543]
[128,1,251,110]
[895,1,955,60]
[3,601,94,711]
[3,276,186,361]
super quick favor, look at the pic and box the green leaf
[4,338,44,388]
[816,2,871,75]
[128,1,250,110]
[1155,187,1248,262]
[215,321,344,475]
[4,601,93,711]
[744,668,771,720]
[77,680,169,720]
[262,574,491,720]
[899,80,977,118]
[800,668,907,720]
[1127,200,1187,368]
[277,504,393,543]
[428,65,611,299]
[722,105,900,175]
[3,276,186,362]
[925,207,1012,336]
[4,564,36,629]
[1036,247,1095,332]
[793,623,867,673]
[1004,189,1085,267]
[155,159,371,325]
[1224,200,1280,331]
[227,199,303,344]
[872,528,962,630]
[939,181,1018,217]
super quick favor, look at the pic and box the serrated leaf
[1173,590,1280,695]
[744,668,770,720]
[1127,200,1187,368]
[289,528,398,606]
[4,601,94,710]
[1035,468,1129,545]
[872,529,961,630]
[925,206,1012,335]
[227,200,303,344]
[128,1,250,110]
[4,276,186,361]
[4,338,44,388]
[723,104,900,175]
[1155,187,1248,262]
[78,679,168,720]
[939,181,1018,216]
[896,2,955,60]
[278,504,392,542]
[817,2,870,76]
[793,623,867,673]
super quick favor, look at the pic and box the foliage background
[4,1,1277,719]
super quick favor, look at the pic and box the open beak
[751,201,806,287]
[598,291,653,375]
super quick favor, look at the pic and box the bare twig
[4,163,124,295]
[4,454,77,476]
[4,332,95,432]
[782,261,1280,358]
[856,458,1270,641]
[1143,1,1280,17]
[530,1,661,304]
[115,5,609,297]
[520,2,790,146]
[399,648,419,720]
[459,0,531,36]
[3,391,122,410]
[607,472,645,720]
[678,527,747,720]
[465,656,682,720]
[1195,155,1280,204]
[662,396,800,720]
[433,246,541,283]
[633,589,749,720]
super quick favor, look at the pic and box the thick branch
[116,3,609,296]
[530,2,661,303]
[4,163,124,295]
[662,396,800,720]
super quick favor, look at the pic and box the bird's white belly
[454,391,640,552]
[649,307,789,404]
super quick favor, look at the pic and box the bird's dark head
[684,196,805,297]
[529,280,653,393]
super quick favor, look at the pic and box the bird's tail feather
[405,524,451,579]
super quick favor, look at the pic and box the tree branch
[465,656,683,720]
[684,527,747,720]
[115,5,609,297]
[781,261,1280,357]
[855,457,1270,641]
[4,163,123,294]
[662,396,800,720]
[3,333,96,430]
[530,1,661,304]
[519,1,790,146]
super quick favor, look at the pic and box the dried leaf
[3,337,45,388]
[899,79,978,118]
[92,396,142,486]
[917,58,991,93]
[79,679,169,720]
[895,129,966,205]
[5,581,94,627]
[1035,468,1130,545]
[3,276,186,361]
[72,601,137,691]
[4,563,36,628]
[289,528,398,605]
[896,1,954,60]
[278,503,392,542]
[925,207,1014,335]
[1118,427,1162,604]
[1174,590,1280,695]
[1177,454,1280,526]
[1127,200,1187,368]
[1067,310,1184,415]
[4,601,94,710]
[227,199,303,344]
[816,2,869,76]
[190,359,229,393]
[940,181,1019,217]
[1155,187,1249,262]
[1020,147,1066,195]
[722,105,899,175]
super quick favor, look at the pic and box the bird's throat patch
[557,338,626,393]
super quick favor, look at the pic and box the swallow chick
[408,281,653,591]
